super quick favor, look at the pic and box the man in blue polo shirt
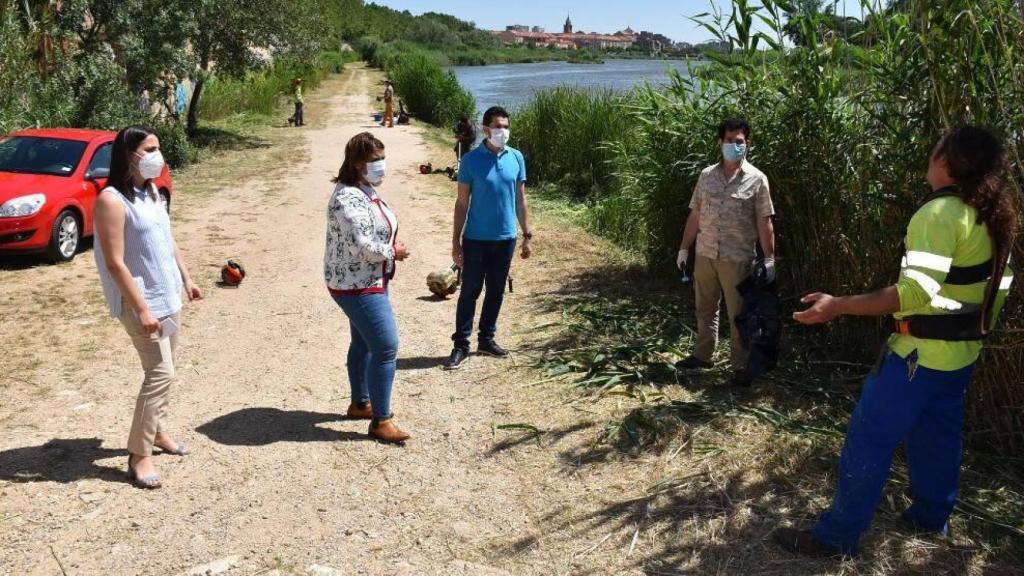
[444,106,533,370]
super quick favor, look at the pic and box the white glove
[677,249,689,271]
[763,257,777,284]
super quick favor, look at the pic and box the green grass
[199,51,358,122]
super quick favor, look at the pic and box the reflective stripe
[930,295,964,311]
[904,269,942,297]
[905,251,953,273]
[1001,275,1014,291]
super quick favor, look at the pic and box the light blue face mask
[722,142,747,162]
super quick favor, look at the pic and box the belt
[893,312,987,342]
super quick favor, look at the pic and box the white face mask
[135,150,165,180]
[488,128,510,149]
[365,159,386,185]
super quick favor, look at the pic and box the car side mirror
[86,167,110,181]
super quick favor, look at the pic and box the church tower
[564,14,573,34]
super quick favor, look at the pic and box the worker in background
[291,77,305,127]
[381,80,395,128]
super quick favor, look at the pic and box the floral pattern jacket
[324,183,397,294]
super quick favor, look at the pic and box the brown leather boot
[368,418,410,444]
[346,402,373,420]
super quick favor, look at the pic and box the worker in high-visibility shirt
[775,125,1018,558]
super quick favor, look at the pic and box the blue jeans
[813,352,975,555]
[332,291,399,419]
[452,238,516,349]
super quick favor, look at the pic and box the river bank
[452,58,703,116]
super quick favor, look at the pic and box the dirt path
[0,65,625,576]
[3,64,1006,576]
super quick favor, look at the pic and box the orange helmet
[221,260,246,286]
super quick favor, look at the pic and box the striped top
[94,185,182,319]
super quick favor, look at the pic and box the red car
[0,128,173,263]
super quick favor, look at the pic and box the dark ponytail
[109,125,155,201]
[934,125,1020,330]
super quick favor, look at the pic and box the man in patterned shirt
[675,118,776,386]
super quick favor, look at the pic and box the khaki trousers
[693,255,752,368]
[119,308,179,456]
[383,100,394,127]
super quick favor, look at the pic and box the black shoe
[674,356,713,370]
[443,347,470,370]
[901,511,951,537]
[477,340,509,358]
[772,527,849,559]
[732,369,754,387]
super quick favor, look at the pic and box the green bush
[199,54,343,122]
[152,120,195,168]
[363,41,475,128]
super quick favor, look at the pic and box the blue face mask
[722,142,747,162]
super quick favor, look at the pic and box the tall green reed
[513,87,633,200]
[513,0,1024,452]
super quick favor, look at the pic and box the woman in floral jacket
[324,132,410,443]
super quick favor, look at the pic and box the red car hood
[0,171,68,204]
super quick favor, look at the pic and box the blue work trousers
[813,352,974,555]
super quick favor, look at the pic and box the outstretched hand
[793,292,842,325]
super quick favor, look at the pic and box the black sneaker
[732,369,755,387]
[477,340,509,358]
[674,356,713,370]
[772,527,849,559]
[443,347,470,370]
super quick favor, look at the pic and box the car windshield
[0,136,88,177]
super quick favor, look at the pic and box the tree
[407,18,461,48]
[54,0,193,110]
[184,0,326,134]
[784,0,827,45]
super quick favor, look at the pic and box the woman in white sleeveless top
[93,126,202,489]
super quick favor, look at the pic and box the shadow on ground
[397,356,449,370]
[196,408,369,446]
[0,438,125,484]
[483,261,1024,575]
[190,126,271,153]
[0,239,95,271]
[488,421,595,456]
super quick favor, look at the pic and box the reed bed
[514,0,1024,453]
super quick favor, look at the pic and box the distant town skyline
[370,0,873,44]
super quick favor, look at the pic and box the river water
[450,59,702,117]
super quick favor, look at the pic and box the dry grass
[0,73,334,398]
[479,248,1024,575]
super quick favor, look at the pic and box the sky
[370,0,874,44]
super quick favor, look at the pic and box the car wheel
[159,189,171,215]
[46,209,81,263]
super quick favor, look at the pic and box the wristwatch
[523,231,534,240]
